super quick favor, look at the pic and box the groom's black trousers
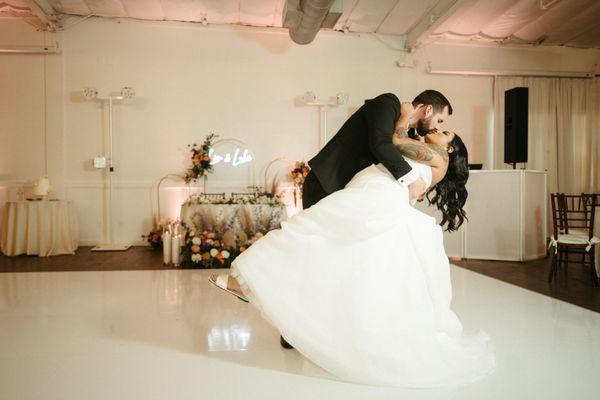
[302,171,328,210]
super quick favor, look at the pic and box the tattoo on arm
[394,126,409,139]
[394,141,449,164]
[396,143,434,162]
[429,144,449,162]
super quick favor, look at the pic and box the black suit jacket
[308,93,413,194]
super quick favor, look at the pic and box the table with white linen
[180,203,286,240]
[0,200,79,257]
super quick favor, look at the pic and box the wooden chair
[200,192,227,201]
[548,193,599,286]
[231,192,258,201]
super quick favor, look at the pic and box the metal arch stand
[156,174,190,226]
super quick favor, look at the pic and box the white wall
[1,16,598,246]
[0,17,63,233]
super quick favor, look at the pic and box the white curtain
[493,77,600,194]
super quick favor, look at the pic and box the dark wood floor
[453,257,600,313]
[1,246,599,313]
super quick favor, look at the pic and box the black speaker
[504,87,528,166]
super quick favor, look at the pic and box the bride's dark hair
[426,133,469,232]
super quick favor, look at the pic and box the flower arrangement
[182,230,235,268]
[242,192,284,206]
[184,133,218,183]
[142,219,188,251]
[181,229,269,269]
[245,231,265,247]
[142,225,164,250]
[291,161,310,191]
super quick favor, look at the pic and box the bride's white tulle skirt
[230,164,496,388]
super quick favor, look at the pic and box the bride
[209,118,496,388]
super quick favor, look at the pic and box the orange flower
[152,234,158,241]
[191,245,201,253]
[239,246,247,252]
[202,252,210,260]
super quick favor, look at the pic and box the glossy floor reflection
[0,266,598,400]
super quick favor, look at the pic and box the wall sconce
[300,91,349,149]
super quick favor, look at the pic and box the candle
[171,234,181,267]
[163,230,172,265]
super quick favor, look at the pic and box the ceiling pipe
[427,64,595,79]
[288,0,336,45]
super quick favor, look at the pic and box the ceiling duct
[285,0,340,45]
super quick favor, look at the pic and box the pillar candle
[171,234,181,266]
[162,231,171,265]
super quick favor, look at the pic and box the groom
[280,90,453,349]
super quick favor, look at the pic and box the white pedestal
[415,169,547,262]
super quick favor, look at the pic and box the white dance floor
[0,266,598,399]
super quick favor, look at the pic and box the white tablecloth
[1,200,79,257]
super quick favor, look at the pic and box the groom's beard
[416,116,435,136]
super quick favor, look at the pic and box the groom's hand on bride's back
[408,178,426,204]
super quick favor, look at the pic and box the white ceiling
[2,0,600,49]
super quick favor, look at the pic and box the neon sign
[208,148,253,167]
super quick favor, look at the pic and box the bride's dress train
[229,161,496,388]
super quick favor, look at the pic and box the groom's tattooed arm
[397,142,434,162]
[394,126,409,139]
[393,139,449,165]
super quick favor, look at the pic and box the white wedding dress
[229,160,496,388]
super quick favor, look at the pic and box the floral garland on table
[184,133,217,184]
[239,192,284,206]
[183,192,284,207]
